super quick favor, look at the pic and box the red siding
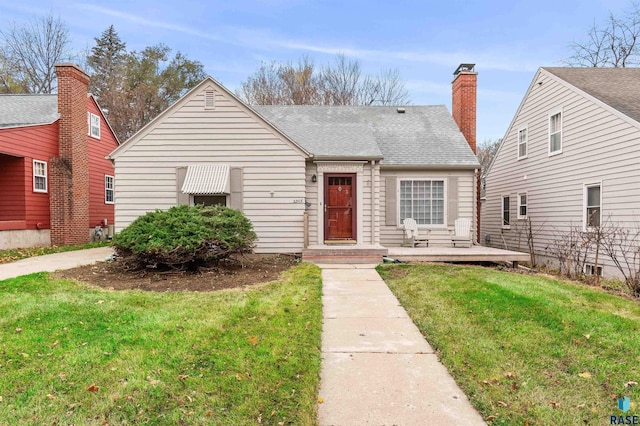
[87,97,118,228]
[0,86,118,245]
[0,123,58,229]
[0,155,26,221]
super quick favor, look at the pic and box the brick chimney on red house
[452,63,477,154]
[50,63,91,245]
[452,63,480,241]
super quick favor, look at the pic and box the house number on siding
[293,199,305,203]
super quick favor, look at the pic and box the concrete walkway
[0,247,114,281]
[317,263,486,426]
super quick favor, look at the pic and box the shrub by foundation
[113,205,256,271]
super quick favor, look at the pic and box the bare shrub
[601,221,640,297]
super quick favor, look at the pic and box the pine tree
[87,25,126,130]
[87,26,206,141]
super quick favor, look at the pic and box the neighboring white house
[108,64,480,256]
[482,67,640,277]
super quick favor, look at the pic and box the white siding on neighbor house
[380,169,476,247]
[114,85,307,253]
[482,69,640,276]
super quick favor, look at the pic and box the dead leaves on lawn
[482,371,518,387]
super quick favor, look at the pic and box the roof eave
[0,118,59,129]
[380,163,479,170]
[311,155,384,161]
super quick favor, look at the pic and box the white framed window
[88,112,100,139]
[549,110,562,155]
[204,90,215,109]
[502,195,510,228]
[105,175,114,204]
[33,160,47,193]
[517,193,527,219]
[584,183,601,229]
[518,127,527,159]
[399,179,445,226]
[584,263,603,277]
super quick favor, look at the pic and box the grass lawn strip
[378,264,640,425]
[0,242,108,264]
[0,263,322,425]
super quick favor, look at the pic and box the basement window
[33,160,47,193]
[193,195,227,206]
[584,263,603,277]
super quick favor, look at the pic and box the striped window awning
[181,164,230,195]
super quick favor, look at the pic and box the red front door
[324,174,356,241]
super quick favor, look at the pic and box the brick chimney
[452,63,477,154]
[50,63,90,245]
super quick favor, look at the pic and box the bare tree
[566,3,640,67]
[279,56,321,105]
[0,52,24,93]
[366,68,410,105]
[477,138,501,190]
[0,14,72,93]
[321,53,363,105]
[237,54,410,106]
[236,61,285,105]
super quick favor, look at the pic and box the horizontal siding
[0,123,58,229]
[361,162,373,244]
[114,85,307,253]
[482,70,640,276]
[0,155,26,221]
[0,123,58,159]
[88,98,118,228]
[380,169,476,247]
[305,164,319,246]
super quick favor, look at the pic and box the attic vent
[204,90,215,109]
[396,107,405,113]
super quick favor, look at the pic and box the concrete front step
[302,247,388,264]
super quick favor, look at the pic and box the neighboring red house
[0,63,119,249]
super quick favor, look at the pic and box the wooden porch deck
[302,244,529,265]
[387,245,530,265]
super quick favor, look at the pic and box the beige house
[482,67,640,277]
[108,64,479,257]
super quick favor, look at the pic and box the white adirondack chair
[450,218,472,248]
[402,218,430,247]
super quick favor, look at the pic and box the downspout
[371,160,376,245]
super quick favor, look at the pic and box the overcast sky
[0,0,630,142]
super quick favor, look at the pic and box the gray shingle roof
[543,67,640,124]
[0,95,59,128]
[253,105,479,167]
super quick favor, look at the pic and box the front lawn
[378,264,640,425]
[0,242,109,264]
[0,263,322,425]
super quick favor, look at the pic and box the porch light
[312,174,317,183]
